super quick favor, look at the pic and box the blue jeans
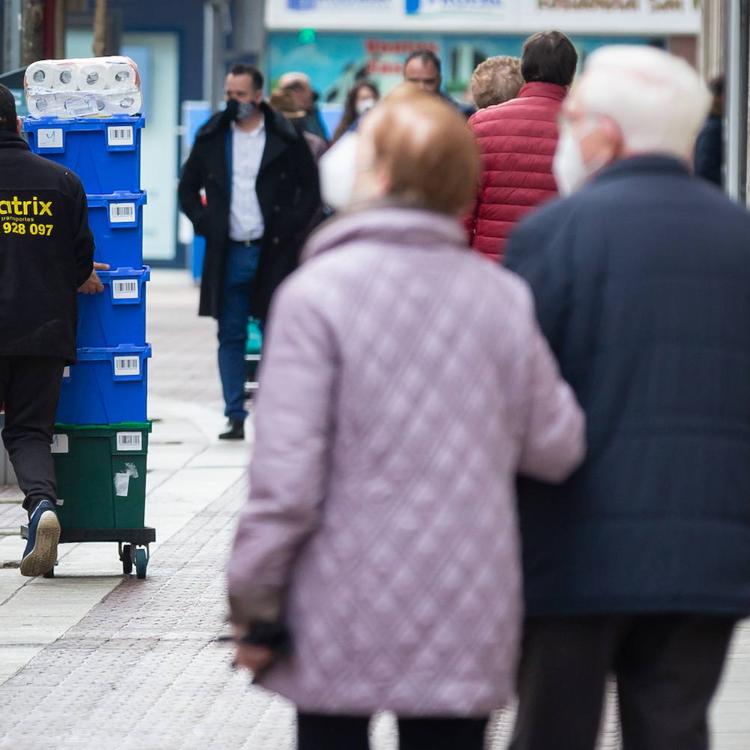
[218,241,260,421]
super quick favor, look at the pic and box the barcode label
[107,125,134,146]
[112,279,139,300]
[110,203,136,223]
[114,356,140,376]
[38,128,63,149]
[62,366,71,379]
[51,434,69,454]
[117,432,142,451]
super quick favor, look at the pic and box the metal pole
[725,0,747,202]
[2,0,22,73]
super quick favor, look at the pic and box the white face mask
[319,131,359,211]
[553,126,589,197]
[355,98,376,117]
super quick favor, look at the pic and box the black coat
[505,156,750,618]
[178,103,320,321]
[694,114,723,188]
[0,131,94,362]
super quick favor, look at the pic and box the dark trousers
[510,614,736,750]
[297,714,488,750]
[217,241,260,422]
[0,357,65,516]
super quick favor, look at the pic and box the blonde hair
[577,46,711,160]
[366,87,479,215]
[470,56,524,109]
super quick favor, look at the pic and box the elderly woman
[227,90,585,750]
[470,55,524,109]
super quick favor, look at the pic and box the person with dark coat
[466,31,577,263]
[694,74,724,187]
[505,46,750,750]
[0,84,102,577]
[178,64,320,441]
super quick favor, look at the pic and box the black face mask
[224,98,257,122]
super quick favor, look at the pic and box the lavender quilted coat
[227,206,585,717]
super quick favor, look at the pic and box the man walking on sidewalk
[0,85,103,577]
[178,65,320,441]
[505,47,750,750]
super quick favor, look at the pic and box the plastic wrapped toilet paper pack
[25,56,142,118]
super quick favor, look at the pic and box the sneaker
[219,419,245,441]
[20,499,60,577]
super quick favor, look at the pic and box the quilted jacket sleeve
[517,311,585,483]
[227,276,336,625]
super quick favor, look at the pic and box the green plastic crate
[51,422,151,530]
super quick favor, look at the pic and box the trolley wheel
[134,547,148,580]
[121,544,133,575]
[43,568,55,579]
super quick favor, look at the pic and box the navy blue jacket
[505,156,750,618]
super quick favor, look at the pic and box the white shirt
[229,121,266,242]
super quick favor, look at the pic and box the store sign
[268,0,699,32]
[406,0,504,12]
[285,0,397,12]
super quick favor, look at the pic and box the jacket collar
[593,154,691,186]
[304,204,467,262]
[518,82,568,102]
[198,100,297,144]
[0,130,29,151]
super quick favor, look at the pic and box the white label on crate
[51,434,69,454]
[114,473,130,497]
[107,125,134,147]
[114,356,140,376]
[37,128,63,149]
[117,432,142,451]
[112,279,139,300]
[109,203,136,223]
[62,366,71,379]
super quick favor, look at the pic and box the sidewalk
[0,270,747,749]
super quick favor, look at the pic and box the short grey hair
[576,45,711,160]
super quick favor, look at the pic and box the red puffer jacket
[467,82,567,262]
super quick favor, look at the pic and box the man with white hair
[505,46,750,750]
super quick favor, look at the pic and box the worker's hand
[78,262,110,295]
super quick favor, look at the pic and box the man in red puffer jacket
[467,31,578,262]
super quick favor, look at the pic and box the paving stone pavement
[0,270,748,748]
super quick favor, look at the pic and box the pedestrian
[694,74,724,187]
[227,89,585,750]
[330,80,380,144]
[470,55,524,110]
[504,46,750,750]
[278,72,329,142]
[0,84,105,577]
[269,88,328,163]
[178,64,320,441]
[402,49,470,114]
[466,31,577,262]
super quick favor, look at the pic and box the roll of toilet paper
[105,60,136,90]
[78,63,108,91]
[104,90,143,116]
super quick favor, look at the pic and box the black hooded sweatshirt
[0,130,94,362]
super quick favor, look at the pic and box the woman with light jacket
[227,88,585,750]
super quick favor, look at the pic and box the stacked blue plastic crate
[24,116,151,425]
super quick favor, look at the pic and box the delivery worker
[0,84,105,577]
